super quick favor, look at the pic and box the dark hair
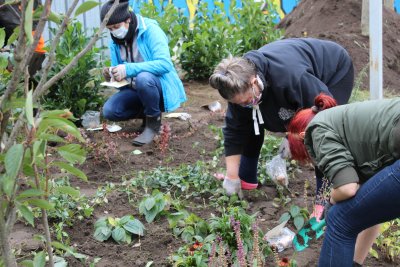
[100,0,130,26]
[287,93,337,162]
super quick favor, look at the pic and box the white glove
[110,64,126,81]
[223,178,242,196]
[278,137,291,159]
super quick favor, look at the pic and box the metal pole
[369,0,383,99]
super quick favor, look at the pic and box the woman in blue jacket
[100,0,186,146]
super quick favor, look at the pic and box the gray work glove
[223,178,243,198]
[278,136,291,159]
[102,67,111,82]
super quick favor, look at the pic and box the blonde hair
[209,56,257,100]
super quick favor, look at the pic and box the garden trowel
[293,217,326,251]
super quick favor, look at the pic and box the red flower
[187,241,203,255]
[278,257,290,267]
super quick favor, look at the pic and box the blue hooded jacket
[108,15,186,112]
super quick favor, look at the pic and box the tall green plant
[42,20,105,119]
[0,1,119,265]
[180,0,283,80]
[180,1,241,80]
[139,3,188,59]
[232,0,283,52]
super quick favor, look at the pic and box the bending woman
[287,94,400,267]
[209,38,353,218]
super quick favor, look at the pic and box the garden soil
[278,0,400,94]
[10,82,398,266]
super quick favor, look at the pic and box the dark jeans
[318,160,400,267]
[102,72,163,121]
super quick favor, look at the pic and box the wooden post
[369,0,383,99]
[361,0,369,36]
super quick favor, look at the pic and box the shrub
[139,3,188,59]
[41,21,105,119]
[139,0,283,81]
[179,1,241,80]
[180,0,283,80]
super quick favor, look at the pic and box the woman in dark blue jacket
[209,38,353,218]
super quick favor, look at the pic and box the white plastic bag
[266,155,289,187]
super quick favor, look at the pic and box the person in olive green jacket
[286,94,400,267]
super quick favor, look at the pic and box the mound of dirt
[278,0,400,93]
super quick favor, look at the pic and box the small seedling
[94,215,145,244]
[279,205,309,231]
[139,190,171,223]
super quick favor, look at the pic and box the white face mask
[111,24,128,39]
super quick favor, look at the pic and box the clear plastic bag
[81,110,100,129]
[266,155,289,187]
[264,221,296,252]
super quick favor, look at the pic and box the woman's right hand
[102,67,111,82]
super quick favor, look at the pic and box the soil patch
[10,81,399,266]
[278,0,400,93]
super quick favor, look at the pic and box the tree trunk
[41,210,54,267]
[0,210,17,267]
[361,0,369,37]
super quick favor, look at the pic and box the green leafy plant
[179,0,283,80]
[179,2,241,80]
[139,3,188,59]
[94,215,145,244]
[129,161,221,198]
[172,208,271,266]
[171,240,211,267]
[45,177,93,225]
[42,20,105,119]
[370,219,400,262]
[208,207,271,262]
[234,0,283,51]
[209,193,249,212]
[279,205,309,231]
[139,190,171,223]
[0,1,117,265]
[167,209,209,242]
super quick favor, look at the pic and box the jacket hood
[244,50,269,99]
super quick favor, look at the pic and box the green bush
[139,3,188,59]
[139,0,283,81]
[180,0,283,80]
[179,2,240,80]
[232,0,283,52]
[41,21,105,119]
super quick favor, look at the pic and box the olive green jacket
[304,98,400,188]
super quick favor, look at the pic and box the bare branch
[22,0,52,66]
[35,0,80,92]
[33,0,120,101]
[0,0,27,110]
[0,0,51,112]
[4,0,120,151]
[0,204,17,267]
